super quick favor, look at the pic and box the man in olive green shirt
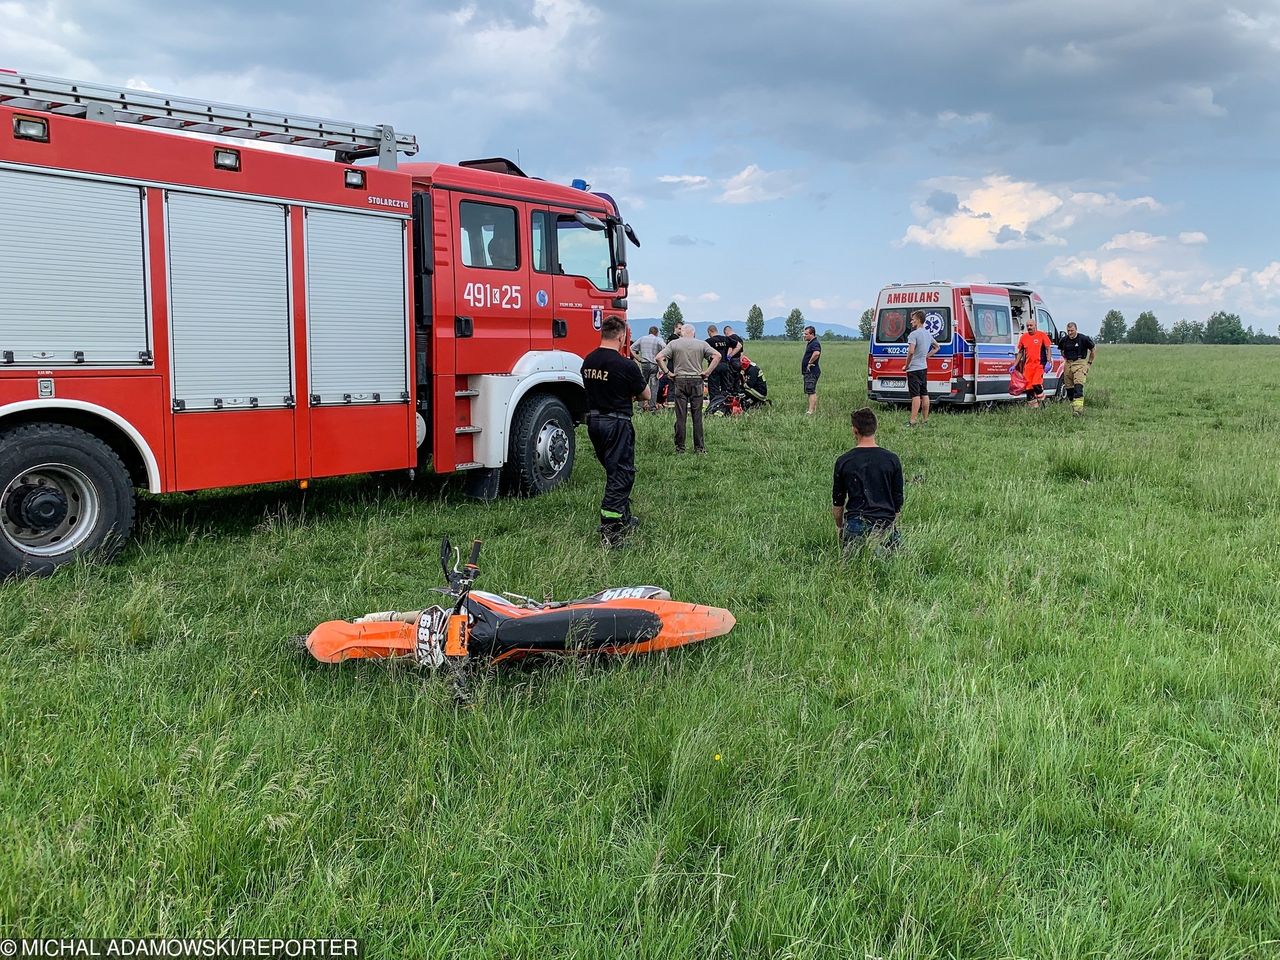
[656,325,720,453]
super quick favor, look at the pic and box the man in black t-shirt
[705,324,733,400]
[802,326,822,415]
[582,316,649,545]
[832,407,903,551]
[1053,322,1097,415]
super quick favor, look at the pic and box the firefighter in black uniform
[581,316,650,545]
[1053,321,1097,415]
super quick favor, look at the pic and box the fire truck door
[528,208,557,352]
[549,207,620,359]
[302,209,415,479]
[451,195,531,374]
[968,292,1017,400]
[165,192,297,490]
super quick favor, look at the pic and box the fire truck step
[454,389,480,398]
[454,425,482,435]
[455,461,484,470]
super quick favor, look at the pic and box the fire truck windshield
[556,215,614,291]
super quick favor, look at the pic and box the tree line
[660,302,829,340]
[1097,309,1279,344]
[657,303,1280,345]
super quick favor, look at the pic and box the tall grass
[2,344,1278,958]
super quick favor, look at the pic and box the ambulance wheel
[506,395,575,496]
[0,423,136,577]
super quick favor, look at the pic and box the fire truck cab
[867,282,1064,406]
[0,72,637,575]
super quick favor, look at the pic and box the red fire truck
[0,72,638,575]
[867,281,1064,406]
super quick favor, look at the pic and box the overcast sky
[6,0,1280,333]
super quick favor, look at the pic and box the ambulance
[866,282,1064,406]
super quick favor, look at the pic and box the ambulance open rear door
[966,288,1017,401]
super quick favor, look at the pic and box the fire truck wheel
[0,423,136,577]
[506,394,575,496]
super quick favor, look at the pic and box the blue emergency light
[571,178,590,190]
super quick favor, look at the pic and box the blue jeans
[843,517,901,551]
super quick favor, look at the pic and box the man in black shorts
[802,326,822,415]
[904,310,940,426]
[832,407,904,552]
[581,316,649,545]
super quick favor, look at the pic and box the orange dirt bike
[301,538,735,681]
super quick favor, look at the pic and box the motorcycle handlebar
[468,539,483,567]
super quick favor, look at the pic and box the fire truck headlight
[13,116,48,142]
[213,148,241,171]
[344,169,366,189]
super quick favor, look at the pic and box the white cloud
[1102,231,1165,251]
[765,293,788,310]
[902,175,1166,257]
[937,110,991,125]
[696,292,720,302]
[630,282,658,304]
[403,0,602,114]
[1254,262,1280,293]
[902,175,1064,256]
[655,165,801,205]
[1194,267,1249,303]
[1048,243,1280,317]
[0,3,98,79]
[657,174,711,188]
[1179,231,1209,245]
[718,164,802,204]
[672,293,689,303]
[1048,255,1166,299]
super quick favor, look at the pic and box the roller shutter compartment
[0,168,148,366]
[167,192,292,411]
[306,209,408,405]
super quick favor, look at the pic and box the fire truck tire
[0,423,136,577]
[505,394,575,496]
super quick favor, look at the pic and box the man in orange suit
[1016,314,1054,409]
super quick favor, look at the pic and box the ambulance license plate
[879,378,906,389]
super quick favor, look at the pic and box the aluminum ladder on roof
[0,70,418,169]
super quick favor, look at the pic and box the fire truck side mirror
[624,223,640,248]
[614,265,629,288]
[573,211,606,231]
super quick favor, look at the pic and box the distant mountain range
[629,317,863,339]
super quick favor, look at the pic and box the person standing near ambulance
[1054,322,1097,415]
[904,311,940,426]
[1016,314,1054,409]
[582,316,649,545]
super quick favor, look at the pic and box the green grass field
[3,343,1279,958]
